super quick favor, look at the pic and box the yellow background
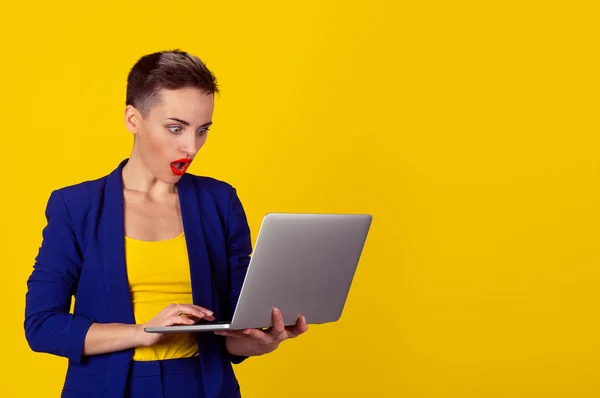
[1,1,599,397]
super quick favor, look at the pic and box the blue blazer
[24,159,252,398]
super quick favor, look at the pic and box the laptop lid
[229,212,372,330]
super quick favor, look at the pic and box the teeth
[172,161,189,172]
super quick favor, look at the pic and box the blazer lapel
[178,174,224,398]
[177,174,215,313]
[104,160,135,324]
[103,159,135,398]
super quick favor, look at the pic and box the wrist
[225,336,278,357]
[133,324,150,347]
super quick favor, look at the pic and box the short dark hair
[126,49,218,117]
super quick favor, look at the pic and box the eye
[197,127,210,136]
[168,125,182,134]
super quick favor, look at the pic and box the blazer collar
[103,159,215,324]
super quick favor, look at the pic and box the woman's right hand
[138,304,216,347]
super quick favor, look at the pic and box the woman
[24,50,308,398]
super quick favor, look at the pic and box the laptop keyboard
[195,320,231,325]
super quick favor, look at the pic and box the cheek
[197,135,209,149]
[144,129,170,155]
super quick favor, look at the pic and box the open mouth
[170,158,192,175]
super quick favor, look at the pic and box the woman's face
[126,87,214,184]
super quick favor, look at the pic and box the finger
[171,304,210,319]
[214,330,247,338]
[214,330,266,341]
[168,303,212,318]
[169,315,196,325]
[184,314,202,322]
[183,314,216,323]
[190,304,214,317]
[180,304,214,317]
[190,313,215,321]
[243,328,273,344]
[285,316,308,338]
[298,315,308,331]
[270,308,286,334]
[168,304,204,318]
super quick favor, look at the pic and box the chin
[166,174,184,183]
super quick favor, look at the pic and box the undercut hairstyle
[126,49,218,117]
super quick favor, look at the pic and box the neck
[122,152,177,196]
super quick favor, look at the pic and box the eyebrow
[167,117,213,128]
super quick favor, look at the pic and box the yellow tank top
[125,232,199,361]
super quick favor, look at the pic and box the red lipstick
[170,158,192,176]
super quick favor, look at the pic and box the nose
[180,132,199,157]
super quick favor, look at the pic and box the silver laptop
[145,213,372,333]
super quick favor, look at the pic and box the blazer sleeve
[225,187,252,364]
[24,190,94,364]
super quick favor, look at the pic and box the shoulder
[185,174,233,190]
[44,175,109,225]
[184,174,237,200]
[53,175,108,206]
[183,174,248,219]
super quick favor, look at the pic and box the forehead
[149,87,214,119]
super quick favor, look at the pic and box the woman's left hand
[215,308,308,356]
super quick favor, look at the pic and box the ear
[124,105,142,134]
